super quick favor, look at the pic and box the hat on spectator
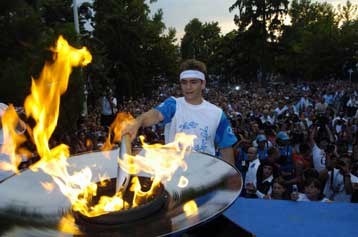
[276,131,289,141]
[256,134,267,142]
[0,103,8,117]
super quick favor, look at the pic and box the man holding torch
[123,59,237,166]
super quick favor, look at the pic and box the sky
[148,0,349,41]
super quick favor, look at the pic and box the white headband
[180,70,205,81]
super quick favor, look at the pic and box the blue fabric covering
[224,198,358,237]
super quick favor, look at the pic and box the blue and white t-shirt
[155,97,237,155]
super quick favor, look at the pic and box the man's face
[319,140,329,151]
[272,182,285,196]
[247,147,257,161]
[180,78,205,104]
[304,182,320,200]
[262,165,273,178]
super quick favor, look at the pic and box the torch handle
[121,134,132,156]
[116,134,132,194]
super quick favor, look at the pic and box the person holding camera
[309,123,334,175]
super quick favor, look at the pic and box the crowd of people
[2,76,358,203]
[69,78,358,203]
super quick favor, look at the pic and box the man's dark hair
[267,146,278,157]
[180,59,207,75]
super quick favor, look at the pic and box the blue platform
[224,198,358,237]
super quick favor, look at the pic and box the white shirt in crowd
[323,168,351,202]
[312,144,326,173]
[296,193,330,202]
[245,158,261,188]
[256,175,274,199]
[260,115,274,125]
[101,96,117,116]
[274,105,288,116]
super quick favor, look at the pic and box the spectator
[253,134,271,160]
[100,88,118,127]
[244,147,261,197]
[291,178,331,202]
[265,178,290,200]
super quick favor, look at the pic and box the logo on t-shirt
[179,121,199,130]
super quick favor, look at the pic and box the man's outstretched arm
[123,109,164,141]
[219,146,236,166]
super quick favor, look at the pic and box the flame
[58,213,82,235]
[24,35,91,167]
[183,200,198,217]
[41,181,55,192]
[118,133,195,184]
[0,105,27,173]
[0,36,196,218]
[102,112,134,150]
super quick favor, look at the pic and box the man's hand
[121,118,141,142]
[121,109,164,142]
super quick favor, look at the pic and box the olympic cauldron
[0,35,242,236]
[0,146,242,236]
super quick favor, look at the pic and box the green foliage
[278,0,341,80]
[336,1,357,24]
[87,0,179,99]
[3,0,358,125]
[181,19,222,76]
[230,0,289,41]
[229,0,289,81]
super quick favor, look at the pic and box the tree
[337,0,358,25]
[89,0,178,100]
[214,30,240,83]
[0,0,84,136]
[229,0,289,81]
[181,18,222,76]
[181,18,204,60]
[278,0,340,81]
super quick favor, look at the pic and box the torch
[116,134,131,194]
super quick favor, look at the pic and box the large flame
[0,36,196,218]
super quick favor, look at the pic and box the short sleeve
[214,112,238,148]
[154,97,176,124]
